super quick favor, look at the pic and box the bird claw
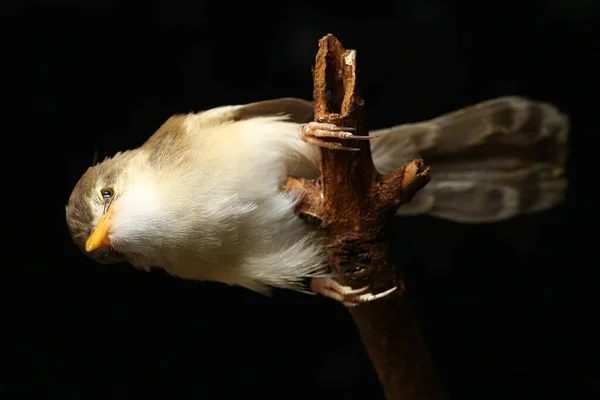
[299,122,378,151]
[310,277,397,307]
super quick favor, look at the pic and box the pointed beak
[85,207,114,252]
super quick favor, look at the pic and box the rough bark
[282,34,448,400]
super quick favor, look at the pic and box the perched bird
[65,96,568,304]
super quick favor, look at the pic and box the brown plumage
[370,96,568,222]
[65,96,569,302]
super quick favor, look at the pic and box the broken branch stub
[286,34,430,296]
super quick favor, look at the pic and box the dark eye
[101,188,113,201]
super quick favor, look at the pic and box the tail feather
[370,96,569,223]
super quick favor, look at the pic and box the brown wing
[142,97,315,163]
[192,97,314,127]
[369,96,569,223]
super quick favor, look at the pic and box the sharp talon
[342,286,398,307]
[311,129,356,139]
[346,134,379,140]
[336,146,361,152]
[325,142,359,152]
[310,277,397,307]
[305,137,360,152]
[307,122,355,132]
[329,126,356,131]
[363,286,398,301]
[340,284,371,295]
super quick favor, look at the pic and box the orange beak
[85,207,114,252]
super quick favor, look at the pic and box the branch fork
[281,34,446,400]
[282,34,430,300]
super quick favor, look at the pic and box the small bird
[65,96,568,305]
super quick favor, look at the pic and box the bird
[65,96,568,305]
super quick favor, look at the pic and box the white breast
[120,115,325,294]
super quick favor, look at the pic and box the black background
[4,0,598,398]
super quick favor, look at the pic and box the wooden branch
[282,34,447,399]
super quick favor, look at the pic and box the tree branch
[282,34,447,400]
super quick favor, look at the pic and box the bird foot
[310,276,397,307]
[299,122,378,151]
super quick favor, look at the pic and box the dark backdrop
[4,1,597,399]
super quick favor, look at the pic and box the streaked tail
[370,96,569,223]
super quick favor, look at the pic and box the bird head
[65,150,159,266]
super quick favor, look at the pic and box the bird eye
[101,188,113,201]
